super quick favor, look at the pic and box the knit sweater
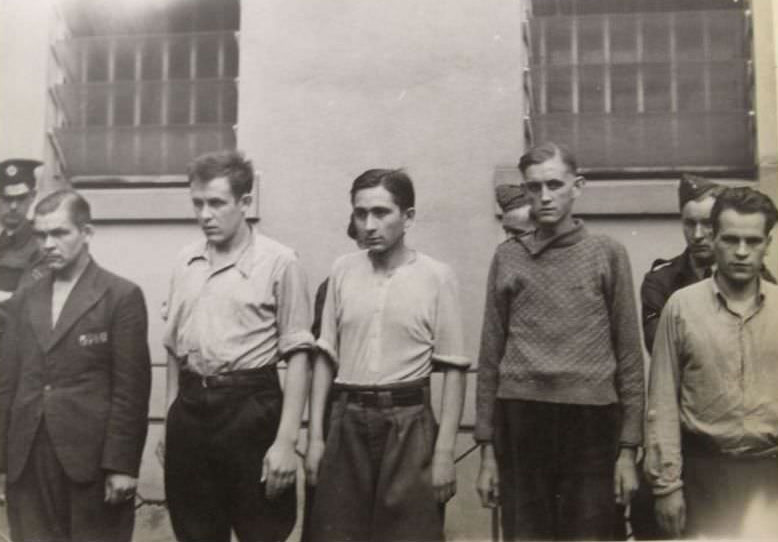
[475,220,644,446]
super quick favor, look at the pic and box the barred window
[49,0,239,186]
[527,0,754,178]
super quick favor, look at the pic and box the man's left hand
[104,473,138,505]
[432,450,457,503]
[613,447,639,506]
[262,439,297,500]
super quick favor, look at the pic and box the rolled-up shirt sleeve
[431,267,469,368]
[644,296,684,496]
[275,256,315,356]
[315,263,340,368]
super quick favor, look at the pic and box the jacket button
[43,385,52,392]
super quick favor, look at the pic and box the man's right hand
[655,489,685,538]
[0,472,6,506]
[476,453,500,509]
[304,438,325,487]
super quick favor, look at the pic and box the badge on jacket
[79,331,108,347]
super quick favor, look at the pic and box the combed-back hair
[34,189,91,229]
[350,169,415,211]
[711,186,778,235]
[188,150,254,199]
[518,142,578,176]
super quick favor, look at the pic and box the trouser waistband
[333,377,430,408]
[180,365,278,390]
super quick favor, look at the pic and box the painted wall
[1,0,777,539]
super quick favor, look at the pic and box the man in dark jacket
[0,189,151,542]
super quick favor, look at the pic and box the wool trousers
[494,399,620,541]
[310,379,444,542]
[164,367,296,542]
[7,424,135,542]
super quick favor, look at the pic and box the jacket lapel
[47,260,108,352]
[27,274,54,351]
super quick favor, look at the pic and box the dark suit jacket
[0,259,151,484]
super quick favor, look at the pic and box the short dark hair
[350,169,415,211]
[518,142,578,176]
[34,189,91,229]
[711,186,778,235]
[188,150,254,199]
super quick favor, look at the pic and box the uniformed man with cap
[640,174,726,353]
[495,183,533,237]
[0,159,42,302]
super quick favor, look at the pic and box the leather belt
[341,387,425,408]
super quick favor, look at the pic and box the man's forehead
[523,155,573,181]
[1,183,33,199]
[34,208,76,231]
[717,209,767,231]
[681,196,716,218]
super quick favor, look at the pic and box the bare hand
[655,489,686,538]
[262,440,297,499]
[104,473,138,505]
[0,472,6,506]
[613,448,639,506]
[432,450,457,503]
[476,456,500,508]
[304,438,326,487]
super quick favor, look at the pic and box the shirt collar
[186,224,256,278]
[709,272,765,311]
[517,218,586,257]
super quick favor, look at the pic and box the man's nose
[199,205,213,220]
[540,184,552,202]
[735,239,749,257]
[365,214,378,230]
[693,223,706,240]
[43,235,56,249]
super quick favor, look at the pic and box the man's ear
[82,223,95,239]
[572,175,585,198]
[403,207,416,230]
[239,193,253,210]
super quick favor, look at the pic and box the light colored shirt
[318,250,469,385]
[645,277,778,496]
[163,229,315,375]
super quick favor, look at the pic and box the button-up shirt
[163,229,315,375]
[317,251,469,385]
[645,277,778,495]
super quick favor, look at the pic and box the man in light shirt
[645,186,778,538]
[306,169,469,541]
[163,150,314,541]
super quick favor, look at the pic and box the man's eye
[526,183,541,193]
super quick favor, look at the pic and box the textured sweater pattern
[475,221,644,445]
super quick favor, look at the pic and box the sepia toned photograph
[1,0,776,540]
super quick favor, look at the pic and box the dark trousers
[683,440,778,538]
[164,368,296,542]
[7,424,134,542]
[495,399,620,541]
[310,379,444,542]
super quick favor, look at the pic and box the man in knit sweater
[475,142,644,540]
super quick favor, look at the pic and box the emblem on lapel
[79,331,109,347]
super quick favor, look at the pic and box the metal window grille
[48,0,239,186]
[528,0,755,178]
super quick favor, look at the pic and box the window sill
[492,166,754,216]
[79,183,260,222]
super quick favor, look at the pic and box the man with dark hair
[0,189,151,542]
[645,186,778,539]
[476,142,644,540]
[0,159,42,301]
[306,168,469,541]
[641,174,726,351]
[163,150,315,541]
